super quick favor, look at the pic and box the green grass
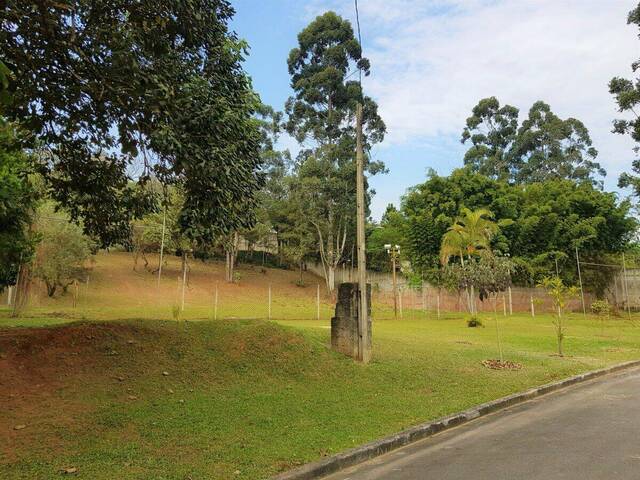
[2,310,640,480]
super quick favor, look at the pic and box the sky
[230,0,639,220]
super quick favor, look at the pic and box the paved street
[325,368,640,480]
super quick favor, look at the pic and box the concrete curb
[273,359,640,480]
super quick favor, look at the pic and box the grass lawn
[2,309,640,480]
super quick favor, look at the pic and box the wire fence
[1,251,639,323]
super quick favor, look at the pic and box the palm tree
[440,207,499,313]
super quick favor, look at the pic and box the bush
[467,317,483,328]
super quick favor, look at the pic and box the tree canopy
[285,11,386,291]
[610,2,640,199]
[399,169,636,287]
[462,97,605,186]
[1,0,263,246]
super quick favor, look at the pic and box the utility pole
[355,103,370,363]
[385,244,400,320]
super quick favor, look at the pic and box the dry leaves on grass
[481,359,523,370]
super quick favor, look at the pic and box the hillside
[5,251,337,324]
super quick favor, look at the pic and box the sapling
[539,276,579,357]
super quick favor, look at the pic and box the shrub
[467,316,483,328]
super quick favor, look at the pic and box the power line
[354,0,363,85]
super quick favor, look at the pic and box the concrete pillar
[331,283,372,359]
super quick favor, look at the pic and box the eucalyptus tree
[610,3,640,199]
[285,11,386,292]
[1,0,263,248]
[461,98,605,185]
[461,97,519,181]
[514,101,604,186]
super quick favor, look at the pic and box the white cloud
[306,0,639,188]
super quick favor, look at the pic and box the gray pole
[355,103,370,363]
[575,246,587,319]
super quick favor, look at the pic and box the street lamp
[385,244,401,320]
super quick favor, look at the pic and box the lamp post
[385,244,401,320]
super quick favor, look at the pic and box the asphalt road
[325,368,640,480]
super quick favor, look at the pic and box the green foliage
[285,11,386,291]
[467,316,483,328]
[402,169,636,289]
[610,3,640,200]
[367,205,406,272]
[0,115,36,289]
[440,207,498,265]
[462,98,604,185]
[1,0,262,246]
[443,252,513,301]
[591,299,611,317]
[461,97,519,181]
[538,276,580,356]
[32,204,94,297]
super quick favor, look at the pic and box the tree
[401,169,636,289]
[461,98,605,185]
[367,205,406,272]
[515,101,604,186]
[131,184,188,273]
[32,204,93,297]
[440,208,499,313]
[461,97,519,181]
[610,3,640,199]
[285,11,386,292]
[0,61,37,290]
[1,0,263,247]
[539,276,579,357]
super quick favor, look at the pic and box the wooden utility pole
[355,103,370,363]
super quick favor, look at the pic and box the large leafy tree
[610,3,640,198]
[1,0,262,247]
[0,61,37,289]
[0,120,36,289]
[514,101,604,185]
[462,98,605,185]
[402,169,636,289]
[461,97,519,181]
[285,11,386,292]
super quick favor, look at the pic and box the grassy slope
[2,314,640,480]
[7,251,338,323]
[2,253,640,479]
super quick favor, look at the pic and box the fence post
[423,288,427,319]
[268,284,272,320]
[437,291,441,319]
[502,294,507,316]
[399,289,403,319]
[214,282,219,321]
[530,294,535,317]
[622,253,632,320]
[575,246,587,319]
[508,286,513,315]
[316,284,320,321]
